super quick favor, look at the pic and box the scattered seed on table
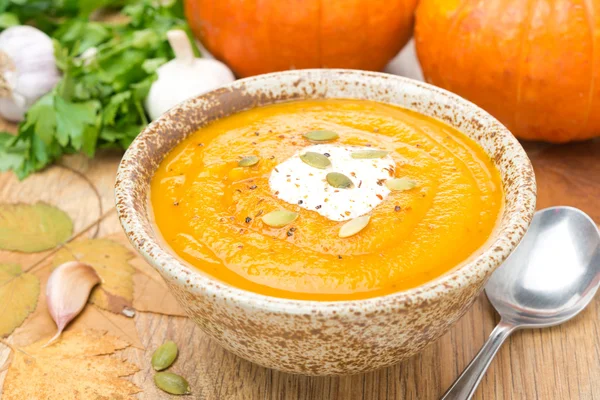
[151,341,178,371]
[154,371,191,395]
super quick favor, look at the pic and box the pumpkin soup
[150,99,503,301]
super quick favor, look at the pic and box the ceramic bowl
[115,69,536,375]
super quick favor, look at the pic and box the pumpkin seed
[154,372,191,395]
[339,215,371,238]
[303,130,339,142]
[151,341,178,371]
[385,177,417,191]
[262,210,298,228]
[351,150,389,159]
[238,155,260,167]
[326,172,354,189]
[300,152,331,169]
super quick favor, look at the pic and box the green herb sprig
[0,0,197,179]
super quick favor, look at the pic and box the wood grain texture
[0,139,599,399]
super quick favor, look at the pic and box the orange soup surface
[151,99,503,300]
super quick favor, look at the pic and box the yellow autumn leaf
[52,239,135,315]
[108,233,186,317]
[2,329,141,400]
[0,202,73,252]
[0,263,39,337]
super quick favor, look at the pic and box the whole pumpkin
[415,0,600,143]
[185,0,418,78]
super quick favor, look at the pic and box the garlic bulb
[0,26,61,122]
[145,30,235,121]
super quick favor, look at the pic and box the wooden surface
[0,136,599,399]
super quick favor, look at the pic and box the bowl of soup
[115,69,536,375]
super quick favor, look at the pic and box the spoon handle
[441,320,516,400]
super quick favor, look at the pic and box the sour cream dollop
[268,144,395,221]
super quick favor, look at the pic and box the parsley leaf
[54,97,101,156]
[0,0,194,179]
[0,133,25,172]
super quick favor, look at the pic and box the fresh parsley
[0,0,196,179]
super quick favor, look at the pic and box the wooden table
[0,128,598,399]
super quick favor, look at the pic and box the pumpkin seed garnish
[351,150,389,159]
[303,130,339,142]
[386,177,417,191]
[326,172,354,189]
[262,210,298,227]
[339,215,371,238]
[300,152,331,169]
[154,372,191,395]
[238,155,260,167]
[151,341,178,371]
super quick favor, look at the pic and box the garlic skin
[0,26,61,122]
[145,30,235,121]
[45,261,100,346]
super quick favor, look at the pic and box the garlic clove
[45,261,100,346]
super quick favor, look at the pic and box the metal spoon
[442,206,600,400]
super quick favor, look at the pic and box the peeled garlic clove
[45,261,100,346]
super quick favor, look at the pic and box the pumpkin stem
[166,30,195,65]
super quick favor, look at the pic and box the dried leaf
[12,302,144,349]
[2,330,141,400]
[45,261,100,346]
[0,202,73,253]
[11,261,143,349]
[108,233,185,317]
[52,239,135,315]
[0,263,39,337]
[130,257,186,317]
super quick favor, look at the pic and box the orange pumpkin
[185,0,418,78]
[415,0,600,143]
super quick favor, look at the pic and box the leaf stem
[24,207,116,275]
[0,338,34,363]
[57,163,103,238]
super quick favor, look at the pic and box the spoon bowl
[486,206,600,328]
[443,206,600,399]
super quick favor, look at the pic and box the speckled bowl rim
[116,69,536,315]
